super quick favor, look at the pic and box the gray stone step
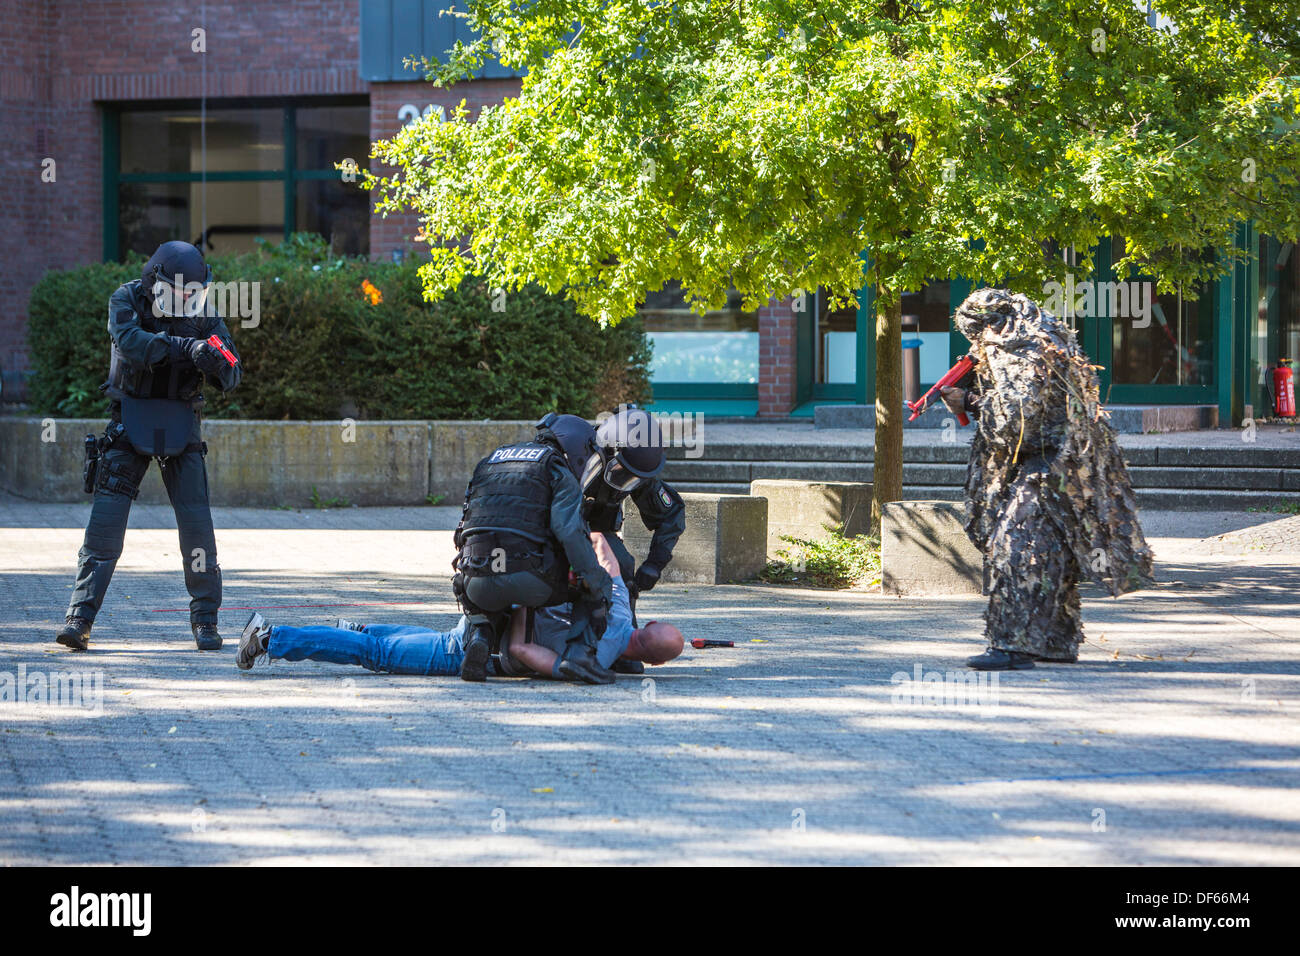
[674,481,967,501]
[1127,465,1294,490]
[670,458,1300,491]
[676,478,1299,511]
[814,403,959,429]
[667,440,1300,468]
[667,460,973,484]
[814,403,1220,433]
[1133,488,1300,511]
[666,442,973,464]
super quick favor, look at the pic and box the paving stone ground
[1,496,1297,865]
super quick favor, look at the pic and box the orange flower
[361,279,383,305]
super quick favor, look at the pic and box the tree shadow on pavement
[1,562,1297,865]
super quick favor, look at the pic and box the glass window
[112,99,371,261]
[1268,240,1300,364]
[810,288,858,385]
[1041,242,1087,329]
[119,181,285,257]
[639,282,759,383]
[296,106,371,170]
[1110,238,1214,386]
[121,108,284,173]
[296,180,370,257]
[901,280,953,386]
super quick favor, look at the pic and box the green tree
[366,1,1300,527]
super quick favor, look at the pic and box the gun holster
[82,422,127,496]
[82,435,99,495]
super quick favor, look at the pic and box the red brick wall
[0,0,364,394]
[367,78,522,261]
[757,296,798,416]
[0,0,55,386]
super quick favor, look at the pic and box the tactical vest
[459,441,558,545]
[104,281,214,403]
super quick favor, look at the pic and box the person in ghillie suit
[940,288,1154,671]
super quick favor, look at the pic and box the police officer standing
[453,414,614,684]
[578,406,686,673]
[56,241,242,652]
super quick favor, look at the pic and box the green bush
[760,528,883,589]
[26,234,652,420]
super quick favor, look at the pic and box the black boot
[55,616,92,652]
[611,659,645,675]
[236,613,270,670]
[460,622,493,683]
[193,622,223,651]
[967,646,1035,670]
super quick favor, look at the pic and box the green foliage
[368,1,1300,314]
[26,258,139,417]
[309,486,351,509]
[1246,501,1300,514]
[761,527,882,589]
[25,236,651,420]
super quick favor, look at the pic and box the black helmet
[535,413,602,486]
[142,240,213,319]
[594,406,665,494]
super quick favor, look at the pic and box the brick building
[2,1,1296,422]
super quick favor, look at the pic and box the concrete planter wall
[0,417,534,508]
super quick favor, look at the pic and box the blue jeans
[267,617,469,676]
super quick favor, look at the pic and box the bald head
[630,621,684,665]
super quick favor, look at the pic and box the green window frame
[101,95,369,262]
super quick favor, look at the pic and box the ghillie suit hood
[955,288,1154,596]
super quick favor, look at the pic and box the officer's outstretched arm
[548,460,612,601]
[632,479,686,580]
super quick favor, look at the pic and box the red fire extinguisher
[1273,359,1296,417]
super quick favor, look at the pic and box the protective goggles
[579,451,648,494]
[602,456,647,493]
[151,280,212,318]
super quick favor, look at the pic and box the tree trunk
[872,289,903,532]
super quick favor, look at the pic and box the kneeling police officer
[453,414,614,684]
[56,241,242,652]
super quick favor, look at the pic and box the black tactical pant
[68,446,221,626]
[460,568,569,618]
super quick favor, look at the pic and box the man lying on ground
[235,533,683,682]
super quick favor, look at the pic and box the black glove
[634,563,660,593]
[187,339,225,374]
[165,334,193,363]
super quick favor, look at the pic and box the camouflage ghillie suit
[955,289,1154,660]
